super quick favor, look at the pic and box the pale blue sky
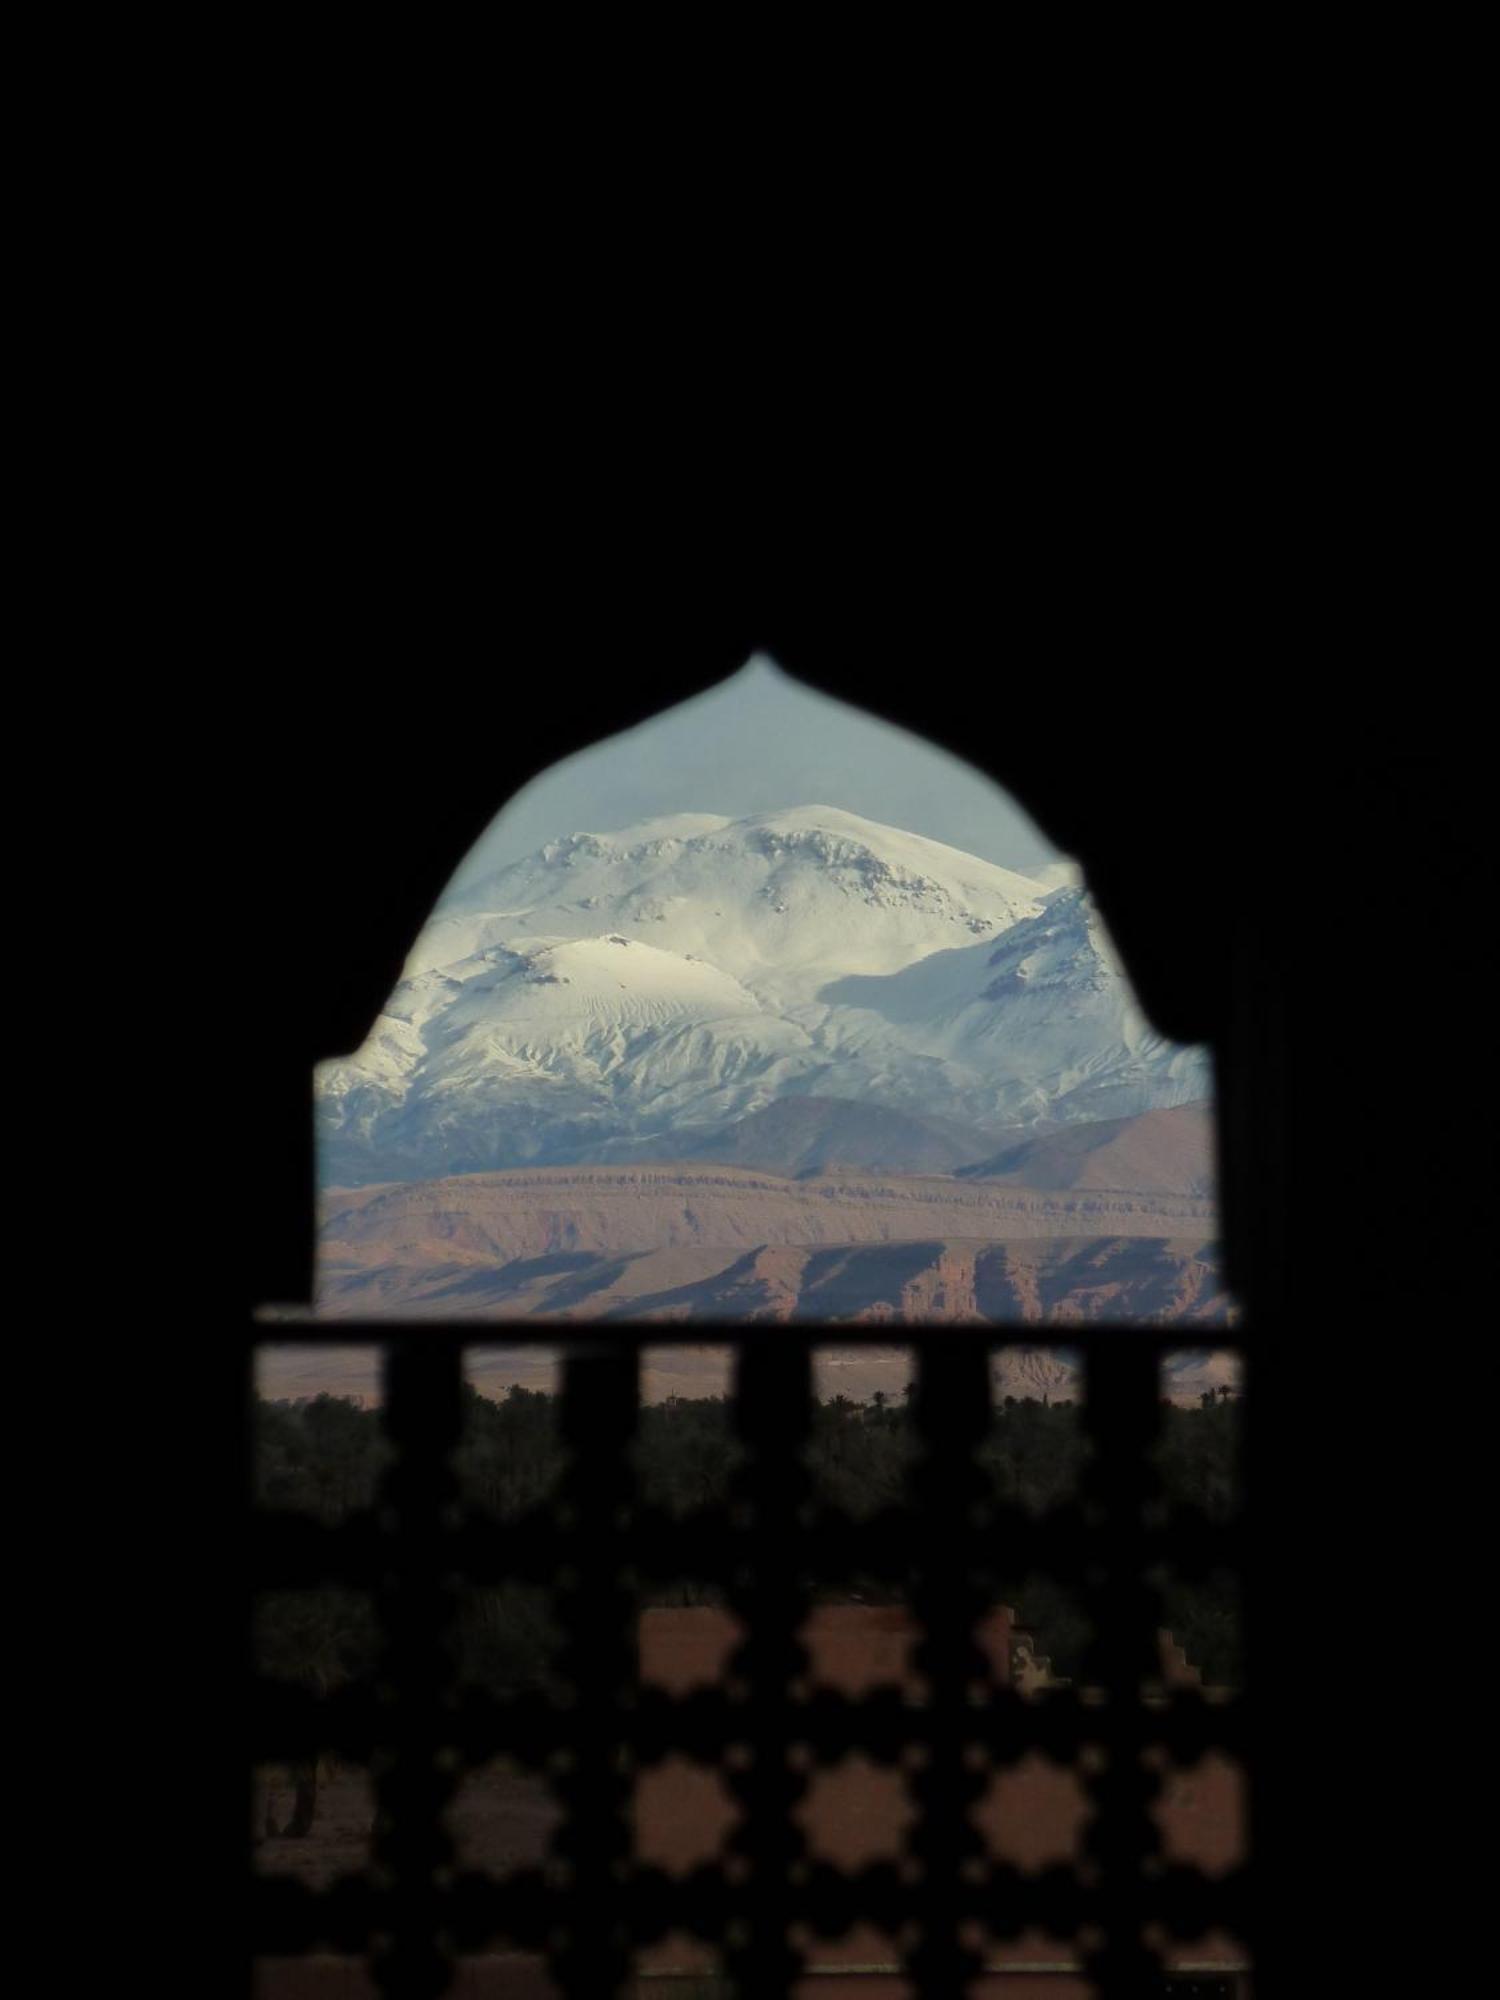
[444,657,1061,898]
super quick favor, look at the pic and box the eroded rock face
[318,1170,1226,1324]
[285,1160,1240,1406]
[319,1161,1220,1275]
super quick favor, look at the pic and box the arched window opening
[293,659,1230,1374]
[252,657,1249,1998]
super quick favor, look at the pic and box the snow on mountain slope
[422,805,1047,1004]
[817,888,1210,1126]
[316,806,1208,1184]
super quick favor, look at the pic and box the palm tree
[256,1590,376,1836]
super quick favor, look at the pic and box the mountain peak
[321,807,1206,1185]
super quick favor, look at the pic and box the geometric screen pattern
[251,1323,1249,1997]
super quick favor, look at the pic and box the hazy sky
[444,657,1062,897]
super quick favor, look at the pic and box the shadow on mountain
[974,1238,1230,1322]
[534,1254,650,1313]
[817,938,991,1023]
[417,1251,603,1303]
[794,1241,949,1319]
[593,1247,787,1322]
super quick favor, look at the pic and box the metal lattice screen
[250,1323,1249,1997]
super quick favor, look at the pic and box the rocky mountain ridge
[316,806,1209,1183]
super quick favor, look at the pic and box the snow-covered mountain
[316,806,1210,1185]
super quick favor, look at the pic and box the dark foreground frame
[201,464,1483,2000]
[250,1321,1249,1996]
